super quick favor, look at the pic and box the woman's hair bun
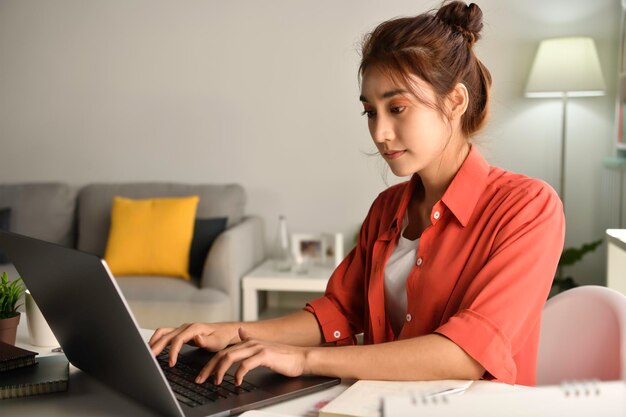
[435,1,483,47]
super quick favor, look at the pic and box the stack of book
[0,341,69,400]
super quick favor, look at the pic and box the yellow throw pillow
[104,196,200,280]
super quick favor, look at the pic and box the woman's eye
[361,110,376,119]
[391,106,406,114]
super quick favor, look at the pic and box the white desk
[4,319,348,416]
[242,260,334,321]
[4,320,522,416]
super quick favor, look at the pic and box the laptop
[0,230,340,416]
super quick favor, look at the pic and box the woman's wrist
[303,346,326,376]
[217,321,244,344]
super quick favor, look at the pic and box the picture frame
[291,234,325,266]
[321,232,344,268]
[291,232,344,268]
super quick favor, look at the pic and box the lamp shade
[525,37,605,98]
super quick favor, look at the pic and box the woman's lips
[384,150,406,160]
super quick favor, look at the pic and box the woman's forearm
[235,310,323,347]
[305,333,484,381]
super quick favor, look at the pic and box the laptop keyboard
[157,347,257,408]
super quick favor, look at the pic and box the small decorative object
[0,272,24,345]
[321,233,344,268]
[292,233,344,269]
[292,234,325,272]
[25,290,58,347]
[272,215,293,272]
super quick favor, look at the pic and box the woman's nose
[371,116,394,143]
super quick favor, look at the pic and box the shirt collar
[391,144,490,231]
[390,174,422,234]
[441,144,490,227]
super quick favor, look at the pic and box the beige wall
[0,0,621,285]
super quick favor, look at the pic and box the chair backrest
[537,285,626,385]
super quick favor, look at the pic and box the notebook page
[319,379,473,417]
[383,380,626,417]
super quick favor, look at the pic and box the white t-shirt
[384,213,420,337]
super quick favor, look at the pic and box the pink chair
[536,285,626,385]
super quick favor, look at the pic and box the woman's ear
[448,83,469,120]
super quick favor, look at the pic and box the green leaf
[0,272,24,315]
[558,239,603,267]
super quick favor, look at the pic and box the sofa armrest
[201,215,265,321]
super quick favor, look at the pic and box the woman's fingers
[148,322,239,369]
[148,327,174,349]
[152,326,308,388]
[149,327,182,357]
[194,336,308,387]
[238,327,251,342]
[167,323,209,366]
[196,342,261,384]
[192,332,230,352]
[234,355,265,386]
[196,344,254,385]
[149,323,204,366]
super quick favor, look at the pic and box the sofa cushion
[0,183,76,247]
[77,183,245,257]
[105,196,199,280]
[114,275,231,328]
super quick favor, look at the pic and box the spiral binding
[561,380,602,397]
[408,391,452,406]
[407,379,606,407]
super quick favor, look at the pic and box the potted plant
[550,239,603,298]
[0,271,25,345]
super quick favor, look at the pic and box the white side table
[242,259,334,321]
[607,229,626,295]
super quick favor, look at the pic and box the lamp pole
[560,95,567,209]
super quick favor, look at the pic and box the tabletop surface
[5,318,523,416]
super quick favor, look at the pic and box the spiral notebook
[383,380,626,417]
[319,379,473,417]
[0,355,69,400]
[0,341,38,372]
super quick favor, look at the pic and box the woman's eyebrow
[359,89,409,103]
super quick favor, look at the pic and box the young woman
[149,1,565,387]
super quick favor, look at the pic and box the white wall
[0,0,621,285]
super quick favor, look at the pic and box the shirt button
[416,257,423,266]
[333,330,341,339]
[406,314,412,322]
[433,211,441,220]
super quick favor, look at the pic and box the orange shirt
[305,145,565,386]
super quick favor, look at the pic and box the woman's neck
[416,139,471,208]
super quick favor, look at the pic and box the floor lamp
[524,37,606,210]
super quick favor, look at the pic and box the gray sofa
[0,182,265,329]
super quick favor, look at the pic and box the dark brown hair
[359,1,492,137]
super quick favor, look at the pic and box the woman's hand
[148,322,240,367]
[196,328,311,386]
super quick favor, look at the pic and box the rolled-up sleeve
[435,182,565,384]
[305,201,377,345]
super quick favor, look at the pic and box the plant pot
[0,313,21,345]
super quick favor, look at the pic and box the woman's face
[360,66,454,178]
